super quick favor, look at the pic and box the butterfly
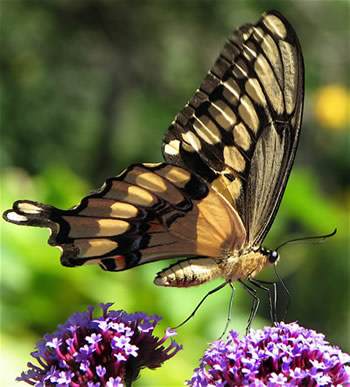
[3,10,303,290]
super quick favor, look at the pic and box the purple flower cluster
[18,303,182,386]
[187,322,350,386]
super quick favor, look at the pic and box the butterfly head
[260,247,280,266]
[268,250,280,265]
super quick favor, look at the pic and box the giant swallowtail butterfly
[4,11,303,290]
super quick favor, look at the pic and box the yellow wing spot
[182,142,196,152]
[223,145,246,172]
[241,28,253,41]
[246,78,266,106]
[105,181,156,206]
[16,201,44,215]
[96,219,129,236]
[238,95,259,133]
[63,216,130,238]
[142,162,162,168]
[75,238,118,258]
[135,172,168,193]
[208,102,236,130]
[242,42,258,61]
[193,116,221,144]
[124,185,155,207]
[280,41,298,115]
[110,202,138,218]
[158,165,191,187]
[227,178,242,202]
[233,122,251,151]
[232,58,249,78]
[222,77,240,103]
[212,99,237,126]
[263,14,287,39]
[252,26,264,40]
[80,199,138,219]
[255,54,283,114]
[182,131,202,151]
[164,139,180,156]
[261,34,282,84]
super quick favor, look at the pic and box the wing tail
[3,200,59,230]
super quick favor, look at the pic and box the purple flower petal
[106,376,124,387]
[96,365,106,378]
[18,304,181,385]
[86,333,102,346]
[187,322,350,386]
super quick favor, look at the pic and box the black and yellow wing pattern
[3,11,304,288]
[162,10,304,248]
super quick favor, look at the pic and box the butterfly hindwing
[4,164,246,273]
[162,10,304,246]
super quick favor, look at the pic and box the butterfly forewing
[162,10,304,246]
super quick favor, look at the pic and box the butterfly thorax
[220,246,278,283]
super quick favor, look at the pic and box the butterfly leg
[238,279,260,334]
[172,280,230,330]
[248,278,278,325]
[218,282,235,340]
[273,265,291,322]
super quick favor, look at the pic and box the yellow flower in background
[314,84,350,130]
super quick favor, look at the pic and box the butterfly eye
[268,251,279,264]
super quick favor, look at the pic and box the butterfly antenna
[275,228,337,251]
[273,263,291,321]
[270,229,336,321]
[218,282,235,340]
[172,280,230,330]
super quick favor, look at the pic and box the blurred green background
[1,1,349,385]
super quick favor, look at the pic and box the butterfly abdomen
[154,257,222,287]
